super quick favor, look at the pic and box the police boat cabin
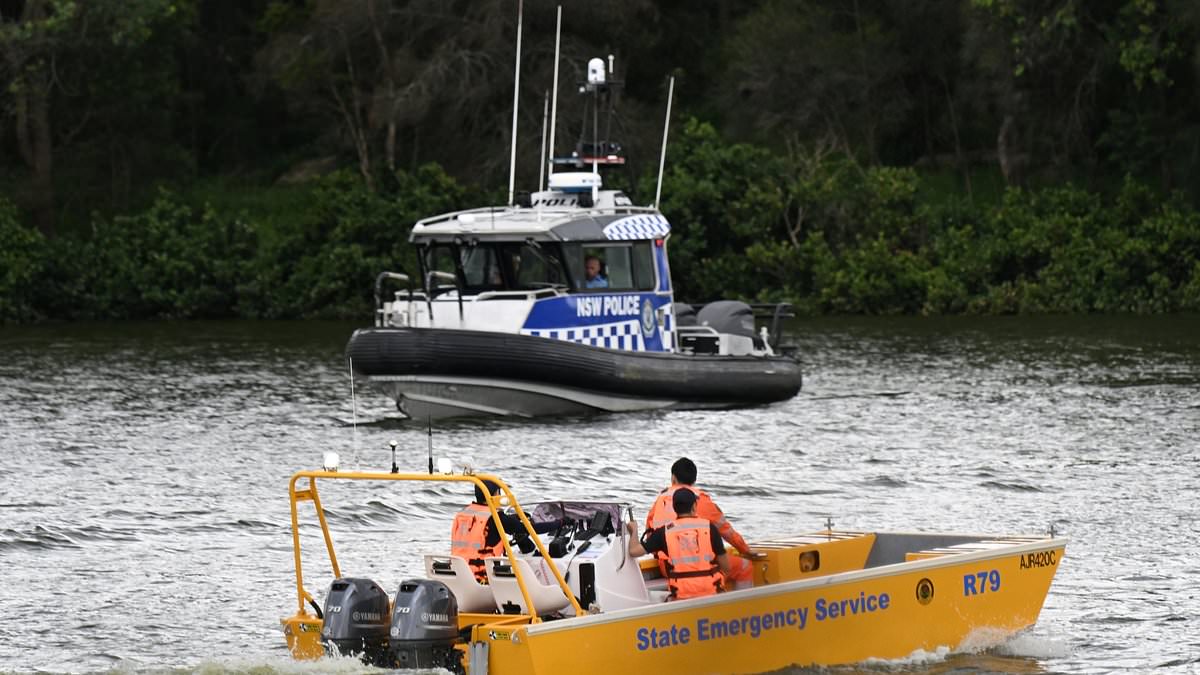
[387,170,677,347]
[281,456,1067,674]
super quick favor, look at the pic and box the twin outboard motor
[319,577,391,666]
[389,579,462,672]
[319,577,462,672]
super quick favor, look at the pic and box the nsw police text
[634,591,890,651]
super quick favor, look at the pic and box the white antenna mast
[654,75,676,209]
[538,91,549,193]
[546,5,562,188]
[348,356,359,470]
[506,0,525,206]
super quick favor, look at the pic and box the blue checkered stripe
[603,214,671,240]
[522,320,646,350]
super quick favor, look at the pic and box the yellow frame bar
[287,470,585,622]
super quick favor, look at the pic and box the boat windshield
[424,242,571,293]
[563,242,656,291]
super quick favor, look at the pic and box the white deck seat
[484,556,572,616]
[423,554,496,613]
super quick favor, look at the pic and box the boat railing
[749,303,796,351]
[471,288,563,302]
[285,470,586,628]
[374,271,413,326]
[425,270,464,322]
[414,202,662,229]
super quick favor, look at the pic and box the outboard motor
[672,302,697,326]
[388,579,462,673]
[696,300,756,338]
[320,577,391,666]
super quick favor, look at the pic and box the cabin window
[422,244,460,291]
[459,245,503,289]
[502,242,569,290]
[564,242,656,291]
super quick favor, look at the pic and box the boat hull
[347,327,803,419]
[481,539,1065,674]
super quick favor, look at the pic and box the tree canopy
[1,0,1198,321]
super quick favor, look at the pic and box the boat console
[425,500,652,617]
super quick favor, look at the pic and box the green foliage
[648,118,786,300]
[62,191,257,319]
[250,165,475,319]
[0,199,46,323]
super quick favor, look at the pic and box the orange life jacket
[646,485,750,555]
[451,502,502,580]
[646,485,695,530]
[664,516,724,599]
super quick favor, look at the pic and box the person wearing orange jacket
[451,481,506,582]
[451,480,560,583]
[643,457,761,588]
[627,489,732,599]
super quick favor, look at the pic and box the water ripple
[0,316,1197,673]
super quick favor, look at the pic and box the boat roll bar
[749,302,796,350]
[374,271,412,319]
[286,470,586,623]
[424,270,464,322]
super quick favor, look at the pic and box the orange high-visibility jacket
[645,485,751,555]
[451,502,503,579]
[664,517,724,599]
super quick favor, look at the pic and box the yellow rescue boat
[281,465,1065,674]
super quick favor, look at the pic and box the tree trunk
[7,0,56,237]
[997,114,1016,187]
[14,83,56,237]
[367,0,398,173]
[940,75,971,199]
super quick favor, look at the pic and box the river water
[0,316,1197,674]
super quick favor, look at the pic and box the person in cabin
[451,480,559,583]
[584,254,608,288]
[643,457,760,588]
[626,489,732,600]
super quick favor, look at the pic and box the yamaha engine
[319,577,391,666]
[388,579,462,673]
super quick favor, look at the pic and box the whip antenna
[538,91,549,192]
[653,76,675,209]
[546,5,562,187]
[349,356,360,470]
[506,0,525,206]
[427,415,434,474]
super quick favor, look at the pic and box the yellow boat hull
[278,471,1065,674]
[479,539,1064,674]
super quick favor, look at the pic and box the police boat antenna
[427,415,434,475]
[653,75,675,209]
[545,4,563,189]
[348,356,360,470]
[390,440,399,474]
[538,90,549,192]
[506,0,524,207]
[824,515,835,541]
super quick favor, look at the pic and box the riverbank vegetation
[2,1,1199,322]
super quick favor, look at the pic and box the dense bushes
[0,198,46,323]
[2,130,1198,324]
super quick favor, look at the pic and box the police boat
[346,50,802,420]
[281,451,1067,673]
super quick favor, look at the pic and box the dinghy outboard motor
[319,577,391,666]
[697,300,756,338]
[388,579,462,673]
[672,302,697,326]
